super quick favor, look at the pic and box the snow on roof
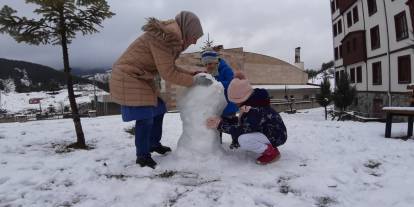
[252,85,320,90]
[383,107,414,111]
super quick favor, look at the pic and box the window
[353,6,359,23]
[370,25,381,50]
[372,61,382,85]
[350,68,356,83]
[331,0,335,13]
[339,44,343,58]
[340,70,345,78]
[347,11,353,28]
[334,47,339,60]
[356,66,362,83]
[335,71,340,83]
[333,23,338,37]
[394,11,409,41]
[398,55,411,84]
[338,19,342,34]
[368,0,377,16]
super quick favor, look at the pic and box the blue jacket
[215,58,238,116]
[218,89,287,147]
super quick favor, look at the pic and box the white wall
[333,15,345,67]
[346,61,368,91]
[332,0,414,93]
[343,1,365,34]
[364,0,389,58]
[385,0,414,51]
[367,56,390,91]
[331,0,341,20]
[333,17,345,46]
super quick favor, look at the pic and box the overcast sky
[0,0,333,70]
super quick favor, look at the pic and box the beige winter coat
[109,19,194,106]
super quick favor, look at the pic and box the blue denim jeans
[135,113,164,158]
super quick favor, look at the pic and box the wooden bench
[382,107,414,138]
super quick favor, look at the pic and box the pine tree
[320,61,334,72]
[333,73,356,112]
[201,33,214,50]
[0,0,114,149]
[317,77,332,120]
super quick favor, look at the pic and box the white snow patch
[0,84,108,113]
[0,108,414,206]
[383,107,414,112]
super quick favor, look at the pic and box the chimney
[295,47,301,63]
[294,47,304,70]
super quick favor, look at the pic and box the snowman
[175,73,227,159]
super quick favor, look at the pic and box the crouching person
[206,75,287,164]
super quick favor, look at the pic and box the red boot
[256,144,281,165]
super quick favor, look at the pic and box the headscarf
[175,11,203,46]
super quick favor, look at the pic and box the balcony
[338,0,358,14]
[341,30,367,66]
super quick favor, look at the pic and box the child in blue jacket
[206,74,287,164]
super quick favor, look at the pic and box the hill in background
[0,58,108,92]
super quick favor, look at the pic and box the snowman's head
[178,73,227,121]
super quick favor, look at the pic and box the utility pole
[93,76,97,110]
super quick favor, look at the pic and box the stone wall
[348,91,410,118]
[267,88,319,100]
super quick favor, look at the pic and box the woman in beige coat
[110,11,211,168]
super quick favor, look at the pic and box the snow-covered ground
[0,108,413,207]
[0,84,108,114]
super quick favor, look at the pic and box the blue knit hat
[201,48,219,65]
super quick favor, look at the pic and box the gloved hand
[193,75,213,86]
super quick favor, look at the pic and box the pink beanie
[228,78,253,103]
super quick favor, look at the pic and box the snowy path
[0,108,414,207]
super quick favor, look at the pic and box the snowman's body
[175,74,227,159]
